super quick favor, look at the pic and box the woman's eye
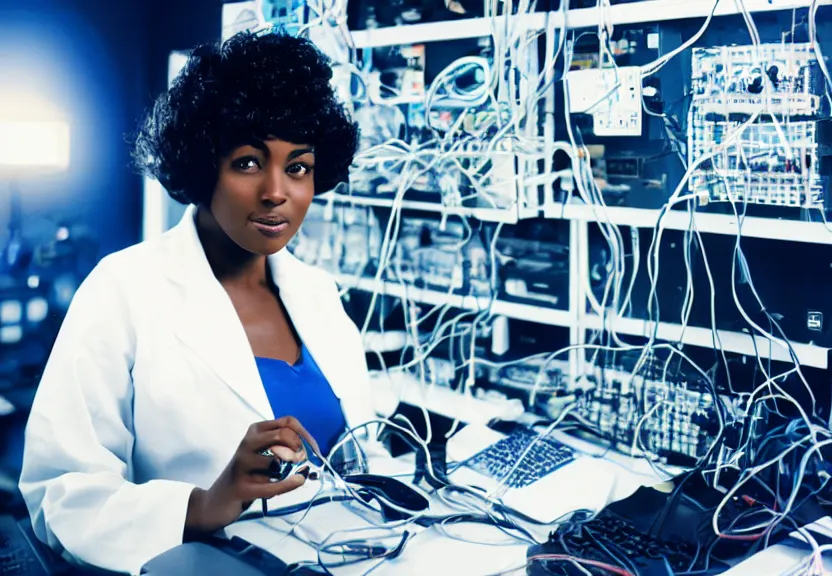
[287,163,313,177]
[232,157,261,172]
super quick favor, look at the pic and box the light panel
[0,120,70,173]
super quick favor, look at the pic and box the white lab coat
[19,205,381,574]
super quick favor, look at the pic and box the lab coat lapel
[269,250,348,402]
[168,206,273,422]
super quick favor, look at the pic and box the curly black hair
[133,31,359,205]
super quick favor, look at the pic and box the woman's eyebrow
[230,140,270,158]
[287,147,315,161]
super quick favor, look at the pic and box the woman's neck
[195,205,268,288]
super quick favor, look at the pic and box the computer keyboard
[463,427,575,489]
[528,512,700,576]
[0,515,46,576]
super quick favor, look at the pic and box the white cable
[641,0,720,78]
[295,7,832,566]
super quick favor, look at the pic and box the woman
[18,30,380,574]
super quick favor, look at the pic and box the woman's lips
[251,220,289,237]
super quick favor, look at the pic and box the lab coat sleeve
[19,258,196,575]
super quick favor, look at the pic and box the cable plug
[335,543,390,558]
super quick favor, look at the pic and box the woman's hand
[185,416,320,534]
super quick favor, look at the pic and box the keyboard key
[462,428,575,489]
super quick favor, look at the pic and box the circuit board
[688,43,826,208]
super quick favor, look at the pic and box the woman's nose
[261,169,288,205]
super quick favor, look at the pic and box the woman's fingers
[241,473,306,501]
[248,417,319,456]
[251,428,304,456]
[265,445,302,463]
[272,416,321,456]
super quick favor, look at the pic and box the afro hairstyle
[132,30,359,205]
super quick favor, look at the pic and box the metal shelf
[335,275,573,327]
[369,371,522,424]
[556,0,830,30]
[336,274,829,367]
[315,193,524,223]
[545,202,832,245]
[350,0,828,48]
[584,313,829,369]
[322,194,832,245]
[316,192,433,210]
[336,273,825,366]
[351,12,547,48]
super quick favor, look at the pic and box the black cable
[647,472,690,539]
[317,531,412,572]
[282,561,326,575]
[686,538,704,573]
[583,527,641,576]
[238,494,357,522]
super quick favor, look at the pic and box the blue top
[255,344,347,463]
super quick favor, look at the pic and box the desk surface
[226,454,530,575]
[223,443,678,576]
[222,445,832,576]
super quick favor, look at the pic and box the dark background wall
[147,0,223,98]
[0,0,222,257]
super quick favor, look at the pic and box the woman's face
[208,138,315,256]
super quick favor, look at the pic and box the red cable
[528,553,636,576]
